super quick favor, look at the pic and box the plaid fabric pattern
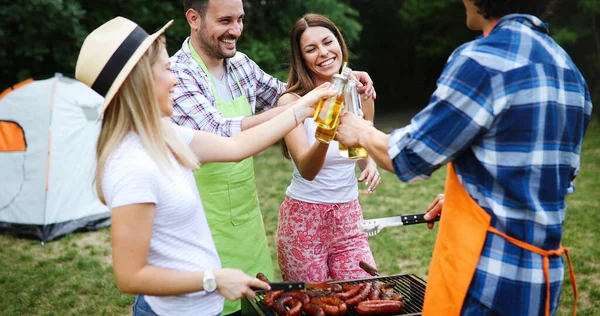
[387,14,592,315]
[170,38,286,136]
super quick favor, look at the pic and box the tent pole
[42,74,59,242]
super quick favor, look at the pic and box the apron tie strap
[488,226,577,316]
[564,248,578,316]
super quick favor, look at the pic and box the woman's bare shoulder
[277,92,301,106]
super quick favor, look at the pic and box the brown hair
[281,13,349,159]
[183,0,210,17]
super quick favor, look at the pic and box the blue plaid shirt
[170,38,286,136]
[388,14,592,314]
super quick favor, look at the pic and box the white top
[102,122,223,316]
[213,72,234,101]
[286,117,358,204]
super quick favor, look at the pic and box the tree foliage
[1,0,597,115]
[0,0,87,85]
[239,0,361,80]
[548,0,600,108]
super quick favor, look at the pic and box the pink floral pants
[276,196,377,282]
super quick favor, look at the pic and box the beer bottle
[339,79,368,159]
[313,68,351,143]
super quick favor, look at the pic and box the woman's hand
[424,194,444,229]
[350,71,376,100]
[213,268,270,301]
[292,82,336,120]
[358,158,381,194]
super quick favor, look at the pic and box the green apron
[189,43,275,315]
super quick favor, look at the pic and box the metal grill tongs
[358,213,440,236]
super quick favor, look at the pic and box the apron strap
[488,226,577,316]
[189,40,246,101]
[564,248,578,316]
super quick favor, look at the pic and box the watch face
[204,272,217,292]
[205,278,217,292]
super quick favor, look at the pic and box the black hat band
[91,26,149,97]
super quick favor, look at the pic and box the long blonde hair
[95,36,198,204]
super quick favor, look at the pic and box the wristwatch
[203,270,217,293]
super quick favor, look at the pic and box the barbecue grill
[241,274,427,316]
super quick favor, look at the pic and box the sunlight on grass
[0,121,598,315]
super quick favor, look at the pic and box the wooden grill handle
[359,261,380,276]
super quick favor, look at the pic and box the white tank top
[285,117,358,204]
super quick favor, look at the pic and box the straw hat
[75,17,173,115]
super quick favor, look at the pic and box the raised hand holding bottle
[313,68,352,143]
[339,79,368,159]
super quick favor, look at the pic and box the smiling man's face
[195,0,244,60]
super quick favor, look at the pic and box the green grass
[1,120,598,315]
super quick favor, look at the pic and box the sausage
[303,302,326,316]
[369,280,381,300]
[308,282,343,292]
[381,292,404,301]
[322,297,347,315]
[256,272,270,283]
[286,298,303,316]
[310,297,346,316]
[341,284,357,291]
[274,296,293,316]
[305,289,332,298]
[281,291,310,305]
[296,292,310,305]
[264,290,284,307]
[334,283,364,300]
[336,300,347,315]
[344,282,372,306]
[356,300,405,315]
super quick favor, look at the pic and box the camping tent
[0,74,110,242]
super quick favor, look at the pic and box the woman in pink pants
[276,14,381,282]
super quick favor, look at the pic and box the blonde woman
[75,17,334,316]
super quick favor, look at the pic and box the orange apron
[422,163,577,316]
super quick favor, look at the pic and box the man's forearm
[360,126,394,173]
[241,104,290,131]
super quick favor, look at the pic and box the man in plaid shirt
[337,0,592,315]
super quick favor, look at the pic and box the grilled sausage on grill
[308,282,343,292]
[334,283,363,300]
[286,299,303,316]
[357,300,405,315]
[303,302,326,316]
[310,297,347,315]
[381,292,404,301]
[344,282,372,306]
[369,281,381,300]
[281,291,310,305]
[274,296,293,316]
[264,290,284,307]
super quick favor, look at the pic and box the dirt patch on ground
[75,229,111,248]
[73,230,113,265]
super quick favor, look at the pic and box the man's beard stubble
[196,30,235,60]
